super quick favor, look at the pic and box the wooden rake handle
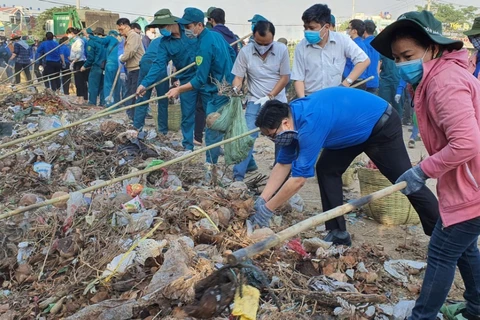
[227,181,407,265]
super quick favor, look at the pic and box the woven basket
[151,103,181,132]
[342,167,356,187]
[357,167,420,225]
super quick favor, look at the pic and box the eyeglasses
[264,122,282,141]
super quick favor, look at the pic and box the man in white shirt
[291,4,370,97]
[232,20,290,181]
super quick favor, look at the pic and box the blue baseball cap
[176,7,204,25]
[248,14,268,24]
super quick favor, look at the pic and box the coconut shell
[206,112,221,128]
[19,193,38,206]
[216,207,231,226]
[100,120,120,134]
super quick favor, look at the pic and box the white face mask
[254,41,273,55]
[146,30,156,40]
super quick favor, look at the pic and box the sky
[10,0,480,39]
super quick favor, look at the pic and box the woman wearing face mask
[371,11,480,320]
[465,17,480,80]
[250,86,440,246]
[66,27,88,105]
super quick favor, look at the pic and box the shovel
[106,65,123,105]
[227,181,407,265]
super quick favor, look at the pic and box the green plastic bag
[210,97,254,165]
[440,302,468,320]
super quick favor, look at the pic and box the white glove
[254,96,271,107]
[394,94,401,104]
[69,63,74,71]
[118,54,124,64]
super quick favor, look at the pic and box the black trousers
[73,61,88,100]
[194,94,206,142]
[61,66,71,95]
[316,107,439,236]
[14,63,31,84]
[43,61,61,91]
[125,69,139,120]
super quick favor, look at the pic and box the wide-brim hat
[176,7,204,25]
[148,8,179,27]
[371,10,463,59]
[204,7,216,18]
[93,27,105,36]
[464,17,480,36]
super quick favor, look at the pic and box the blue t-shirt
[36,39,61,62]
[277,87,388,178]
[343,36,368,80]
[474,51,480,78]
[363,36,380,88]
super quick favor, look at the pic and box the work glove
[69,63,74,71]
[249,203,274,228]
[118,54,125,64]
[395,165,429,195]
[394,94,401,104]
[62,62,66,69]
[254,96,271,107]
[254,196,266,212]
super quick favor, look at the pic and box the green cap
[371,10,463,59]
[464,17,480,36]
[148,9,179,27]
[330,14,336,26]
[204,7,216,18]
[176,7,204,25]
[248,14,268,24]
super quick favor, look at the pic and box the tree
[416,2,478,25]
[337,20,350,32]
[33,6,74,40]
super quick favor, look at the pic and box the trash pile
[0,103,448,319]
[1,88,72,117]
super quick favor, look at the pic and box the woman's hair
[255,100,291,129]
[391,26,459,53]
[66,27,80,35]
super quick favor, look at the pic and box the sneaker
[324,229,352,246]
[408,139,415,149]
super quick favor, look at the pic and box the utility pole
[76,0,80,9]
[427,0,431,11]
[352,0,355,19]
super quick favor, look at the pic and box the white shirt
[69,37,86,61]
[232,41,290,102]
[291,31,368,95]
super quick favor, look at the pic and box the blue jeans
[233,101,261,180]
[133,62,168,133]
[125,69,139,119]
[410,123,419,141]
[205,93,229,164]
[104,62,120,107]
[409,217,480,319]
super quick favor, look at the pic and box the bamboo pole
[227,181,407,265]
[0,32,253,150]
[0,68,86,96]
[98,32,252,115]
[106,65,122,105]
[1,21,99,85]
[0,128,260,220]
[0,94,168,150]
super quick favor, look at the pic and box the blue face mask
[396,49,428,85]
[304,26,325,45]
[160,28,171,37]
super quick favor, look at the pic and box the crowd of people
[1,4,480,319]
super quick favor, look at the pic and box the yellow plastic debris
[231,285,260,320]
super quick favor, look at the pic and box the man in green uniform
[205,7,216,29]
[166,7,236,169]
[81,27,106,106]
[378,54,401,115]
[136,8,205,151]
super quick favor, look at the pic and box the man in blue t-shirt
[362,20,380,95]
[250,87,439,245]
[343,19,369,90]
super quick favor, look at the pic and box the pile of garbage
[1,88,72,117]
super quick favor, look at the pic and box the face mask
[274,130,298,146]
[469,35,480,50]
[396,49,428,85]
[304,25,325,45]
[185,28,197,39]
[160,28,171,37]
[254,41,273,55]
